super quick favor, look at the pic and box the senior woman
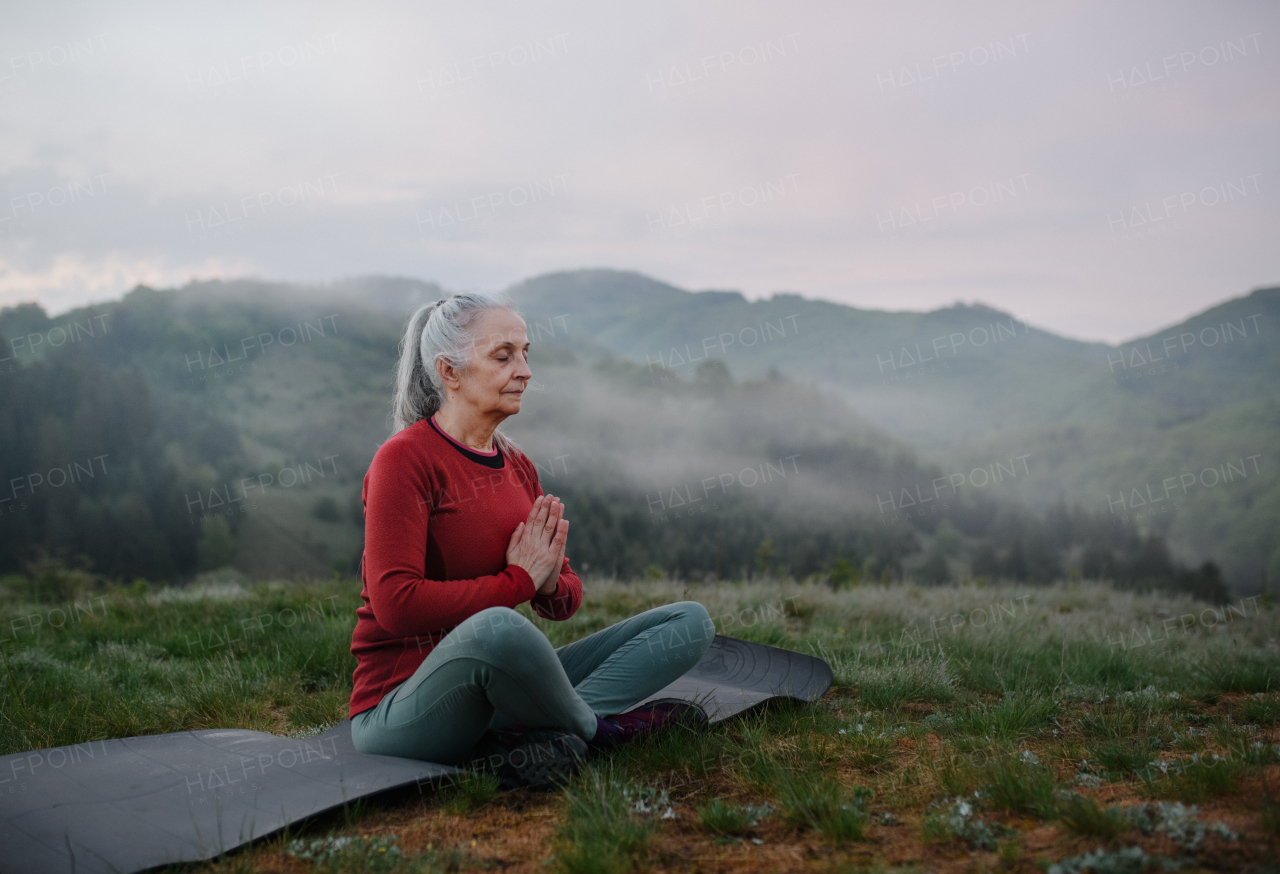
[349,290,714,786]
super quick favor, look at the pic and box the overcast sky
[1,0,1276,342]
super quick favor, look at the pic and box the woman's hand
[505,494,569,595]
[539,516,568,596]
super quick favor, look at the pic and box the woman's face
[444,307,532,417]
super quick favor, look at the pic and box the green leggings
[351,601,714,764]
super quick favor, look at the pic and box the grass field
[2,571,1279,872]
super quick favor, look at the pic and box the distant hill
[502,270,1278,590]
[0,270,1266,597]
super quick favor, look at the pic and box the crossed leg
[351,601,713,764]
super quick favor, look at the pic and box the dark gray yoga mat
[630,633,833,724]
[0,635,830,874]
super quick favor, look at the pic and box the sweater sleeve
[362,440,536,637]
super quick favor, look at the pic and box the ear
[436,356,462,392]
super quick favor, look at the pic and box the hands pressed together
[505,494,569,596]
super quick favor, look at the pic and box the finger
[525,495,545,526]
[534,495,552,530]
[506,522,524,551]
[536,501,560,543]
[544,499,564,532]
[550,520,568,562]
[554,530,568,581]
[539,519,565,566]
[540,523,567,584]
[524,502,547,546]
[545,538,567,594]
[505,524,526,567]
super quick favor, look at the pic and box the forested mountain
[505,271,1279,590]
[0,270,1266,600]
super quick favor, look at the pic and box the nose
[514,356,532,381]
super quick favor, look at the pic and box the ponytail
[389,291,522,455]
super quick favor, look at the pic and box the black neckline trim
[428,417,505,469]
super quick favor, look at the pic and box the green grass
[845,733,897,772]
[978,754,1058,818]
[949,693,1058,742]
[3,575,1280,872]
[778,775,870,843]
[437,771,501,815]
[553,766,658,874]
[1237,694,1280,726]
[697,797,773,836]
[933,749,1058,819]
[1078,709,1150,740]
[0,575,356,754]
[1090,738,1160,775]
[1144,755,1245,803]
[819,646,957,708]
[1262,773,1280,836]
[1057,794,1131,840]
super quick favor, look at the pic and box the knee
[463,606,544,657]
[671,600,716,648]
[676,600,710,622]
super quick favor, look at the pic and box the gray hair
[390,290,522,454]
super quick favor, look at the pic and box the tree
[755,538,776,575]
[196,516,237,571]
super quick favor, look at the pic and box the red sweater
[348,416,582,717]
